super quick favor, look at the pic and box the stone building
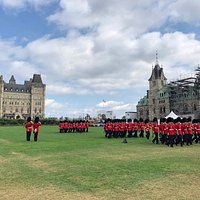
[137,61,200,121]
[0,74,45,119]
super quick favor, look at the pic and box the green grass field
[0,126,199,200]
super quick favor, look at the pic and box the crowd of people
[103,117,200,147]
[58,120,89,133]
[24,116,42,142]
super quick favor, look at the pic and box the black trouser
[127,131,133,137]
[192,134,198,143]
[108,130,113,138]
[34,132,38,141]
[133,130,138,138]
[176,135,183,146]
[146,131,150,140]
[26,131,31,141]
[186,134,192,145]
[161,134,167,144]
[113,131,119,138]
[152,132,159,144]
[139,130,144,138]
[168,135,175,147]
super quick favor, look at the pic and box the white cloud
[170,0,200,25]
[45,99,64,110]
[97,100,133,111]
[0,0,55,9]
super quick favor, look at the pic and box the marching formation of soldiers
[104,117,200,147]
[104,118,150,139]
[153,117,200,147]
[58,120,89,133]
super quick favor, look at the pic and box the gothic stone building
[0,74,45,119]
[137,63,200,121]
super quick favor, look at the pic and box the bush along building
[137,61,200,121]
[0,74,45,119]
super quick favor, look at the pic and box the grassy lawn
[0,126,200,200]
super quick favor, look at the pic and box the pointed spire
[9,75,16,84]
[155,50,159,65]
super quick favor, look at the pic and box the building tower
[30,74,46,119]
[148,53,167,120]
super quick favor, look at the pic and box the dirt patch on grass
[133,174,200,200]
[0,184,101,200]
[11,152,57,172]
[0,155,7,164]
[0,138,11,145]
[90,146,200,161]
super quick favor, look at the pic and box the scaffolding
[166,67,200,117]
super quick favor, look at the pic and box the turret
[30,74,46,119]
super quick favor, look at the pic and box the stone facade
[0,74,45,119]
[137,62,200,120]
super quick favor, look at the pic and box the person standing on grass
[33,117,41,142]
[24,116,33,141]
[152,117,160,144]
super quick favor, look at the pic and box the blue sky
[1,0,200,118]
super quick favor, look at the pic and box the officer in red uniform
[24,116,33,141]
[33,117,42,142]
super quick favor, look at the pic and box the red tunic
[168,123,175,135]
[25,121,33,132]
[33,122,41,133]
[152,123,159,133]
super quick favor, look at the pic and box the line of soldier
[152,117,200,147]
[59,120,89,133]
[104,117,200,147]
[104,118,150,139]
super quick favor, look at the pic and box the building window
[184,104,188,111]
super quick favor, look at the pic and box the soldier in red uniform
[175,117,183,146]
[186,117,193,145]
[144,119,150,140]
[127,119,133,138]
[133,119,139,138]
[113,121,120,138]
[139,118,145,138]
[33,117,42,142]
[24,116,33,141]
[196,119,200,143]
[59,120,65,133]
[167,118,176,147]
[152,117,160,144]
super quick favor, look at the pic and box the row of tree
[0,118,59,126]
